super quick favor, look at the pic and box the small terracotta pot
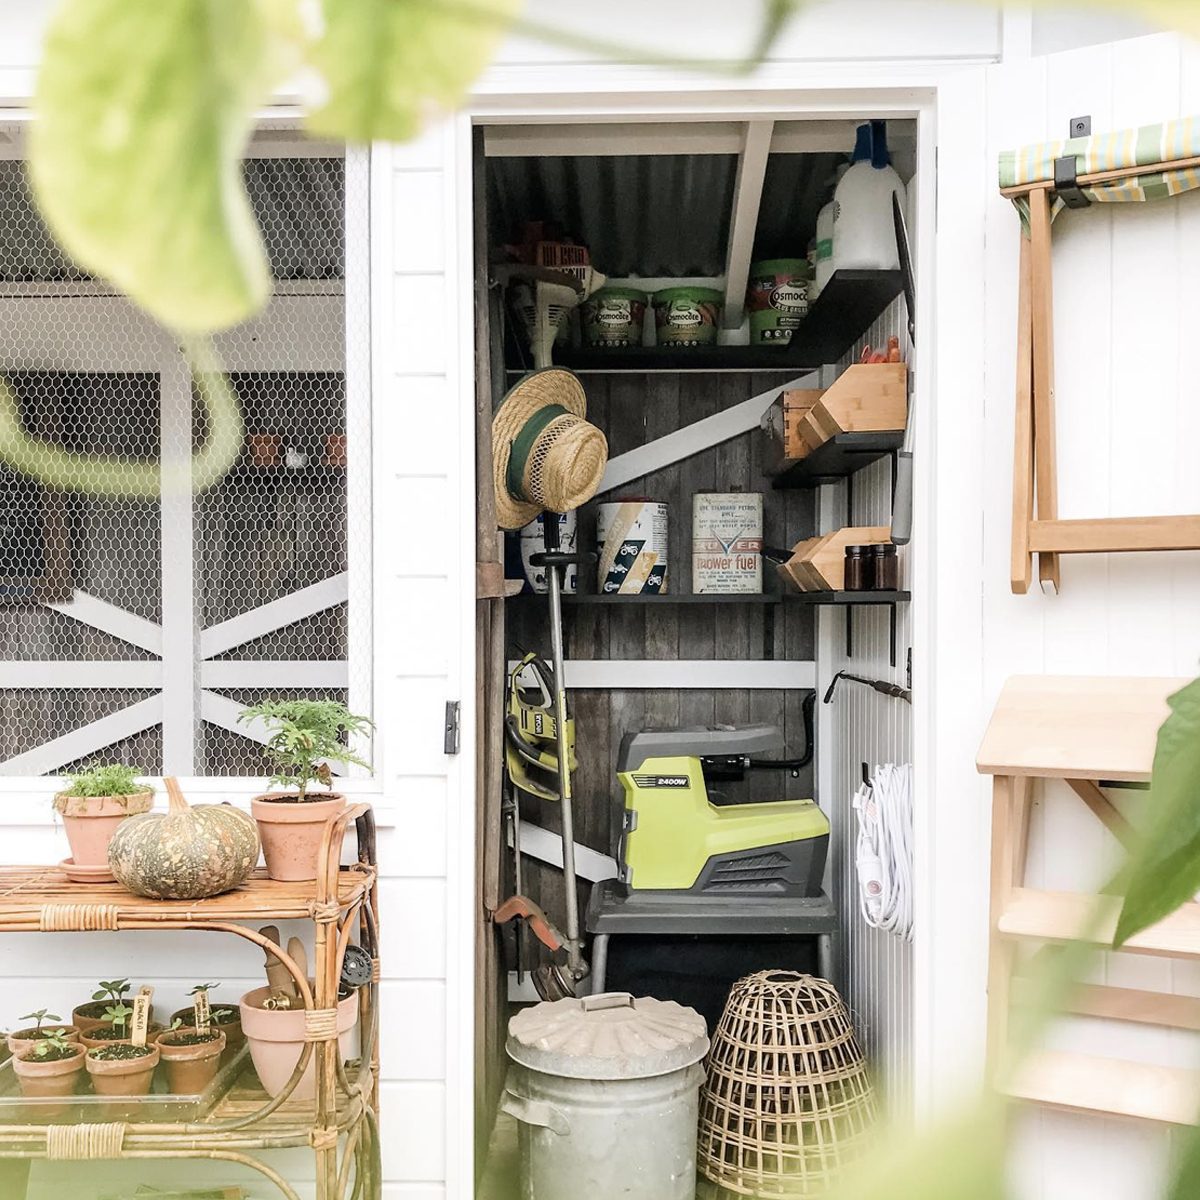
[7,1026,79,1058]
[251,793,347,882]
[157,1028,226,1094]
[246,432,283,467]
[85,1044,160,1097]
[52,790,153,876]
[171,1005,244,1062]
[12,1043,86,1100]
[71,1001,118,1036]
[239,984,357,1100]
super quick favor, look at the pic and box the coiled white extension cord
[853,763,913,941]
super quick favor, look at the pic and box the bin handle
[500,1090,570,1136]
[580,992,635,1012]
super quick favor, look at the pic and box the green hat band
[506,404,570,502]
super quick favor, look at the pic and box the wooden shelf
[513,270,904,374]
[1005,1051,1200,1126]
[997,887,1200,959]
[771,431,904,488]
[0,863,375,930]
[510,590,909,607]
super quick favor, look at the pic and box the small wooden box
[777,525,892,592]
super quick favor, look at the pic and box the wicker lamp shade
[697,971,877,1197]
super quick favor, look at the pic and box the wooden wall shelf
[771,431,903,489]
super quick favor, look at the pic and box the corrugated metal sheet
[487,152,844,278]
[0,158,346,282]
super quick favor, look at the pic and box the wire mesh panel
[0,144,371,779]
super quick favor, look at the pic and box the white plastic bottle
[810,199,836,302]
[831,121,906,272]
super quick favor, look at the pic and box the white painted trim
[515,821,620,883]
[198,660,349,688]
[1000,5,1034,61]
[0,695,163,776]
[598,375,813,493]
[45,591,162,655]
[507,658,817,690]
[160,355,196,775]
[0,662,162,688]
[199,574,350,658]
[722,120,775,329]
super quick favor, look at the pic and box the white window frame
[0,137,378,793]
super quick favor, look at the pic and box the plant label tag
[131,986,153,1047]
[193,988,212,1033]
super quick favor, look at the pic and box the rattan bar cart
[0,803,380,1200]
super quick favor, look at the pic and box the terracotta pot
[239,984,357,1100]
[52,790,153,875]
[12,1043,86,1100]
[251,793,347,882]
[171,1005,244,1062]
[157,1028,226,1094]
[7,1026,79,1058]
[85,1044,160,1097]
[71,1001,118,1036]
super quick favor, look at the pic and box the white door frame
[447,58,971,1193]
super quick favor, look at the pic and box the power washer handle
[529,551,595,568]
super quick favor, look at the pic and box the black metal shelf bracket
[1054,115,1092,210]
[843,599,900,667]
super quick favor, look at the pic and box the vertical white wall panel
[934,30,1200,1200]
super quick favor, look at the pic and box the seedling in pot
[52,768,153,878]
[12,1027,85,1101]
[7,1008,80,1057]
[240,699,372,881]
[20,1009,61,1034]
[28,1029,77,1062]
[85,1040,160,1097]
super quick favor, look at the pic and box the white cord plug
[853,763,914,941]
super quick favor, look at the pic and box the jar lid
[845,544,871,556]
[871,543,898,555]
[506,992,709,1081]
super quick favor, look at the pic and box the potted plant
[7,1009,79,1057]
[239,699,372,881]
[157,1022,226,1094]
[72,978,133,1035]
[170,983,244,1060]
[52,765,152,878]
[239,982,358,1101]
[78,1002,162,1049]
[85,1041,160,1097]
[12,1029,86,1099]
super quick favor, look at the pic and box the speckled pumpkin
[108,778,260,900]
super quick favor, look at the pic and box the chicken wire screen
[0,148,371,779]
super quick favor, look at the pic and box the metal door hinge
[444,701,461,755]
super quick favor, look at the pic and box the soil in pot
[239,983,358,1100]
[251,792,347,882]
[157,1027,226,1094]
[72,1001,157,1036]
[7,1026,79,1058]
[171,1004,244,1062]
[12,1043,86,1100]
[85,1043,160,1097]
[79,1023,163,1051]
[53,790,154,873]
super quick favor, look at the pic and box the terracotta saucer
[59,858,115,884]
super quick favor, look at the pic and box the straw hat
[492,368,608,531]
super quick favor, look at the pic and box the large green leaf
[29,0,300,334]
[309,0,522,142]
[1115,676,1200,946]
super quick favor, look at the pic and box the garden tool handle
[529,550,594,568]
[580,992,635,1012]
[259,925,294,996]
[891,451,914,546]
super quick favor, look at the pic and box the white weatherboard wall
[935,30,1200,1200]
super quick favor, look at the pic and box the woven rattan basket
[697,971,877,1197]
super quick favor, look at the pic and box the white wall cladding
[936,31,1200,1200]
[818,302,913,1116]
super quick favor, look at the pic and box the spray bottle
[831,120,906,272]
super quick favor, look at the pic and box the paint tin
[597,500,669,595]
[519,511,578,594]
[692,493,763,594]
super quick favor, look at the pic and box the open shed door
[929,27,1200,1200]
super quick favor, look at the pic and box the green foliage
[240,699,372,798]
[91,979,131,1005]
[190,982,220,996]
[104,1003,133,1033]
[30,1029,75,1059]
[1115,677,1200,946]
[309,0,521,142]
[63,765,145,799]
[29,0,301,334]
[19,1010,61,1030]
